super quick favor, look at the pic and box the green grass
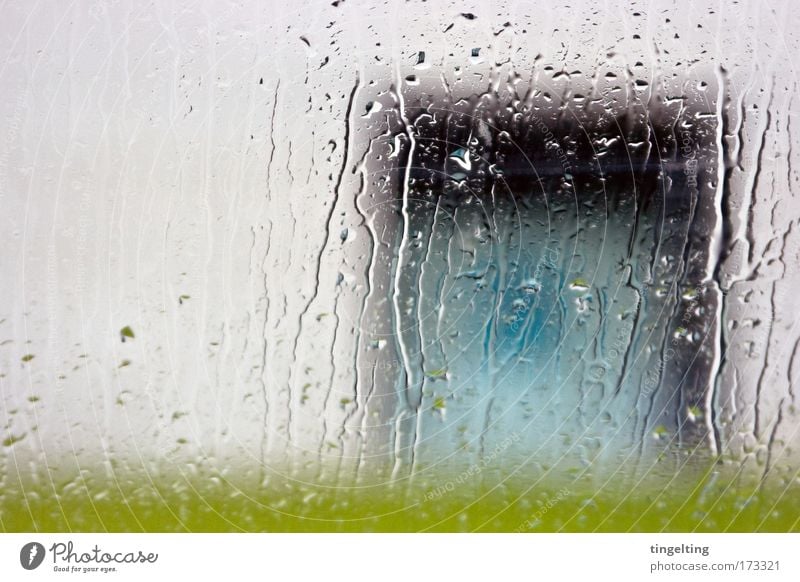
[2,458,798,532]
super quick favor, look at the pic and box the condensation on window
[1,0,799,530]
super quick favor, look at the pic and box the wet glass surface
[2,0,800,531]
